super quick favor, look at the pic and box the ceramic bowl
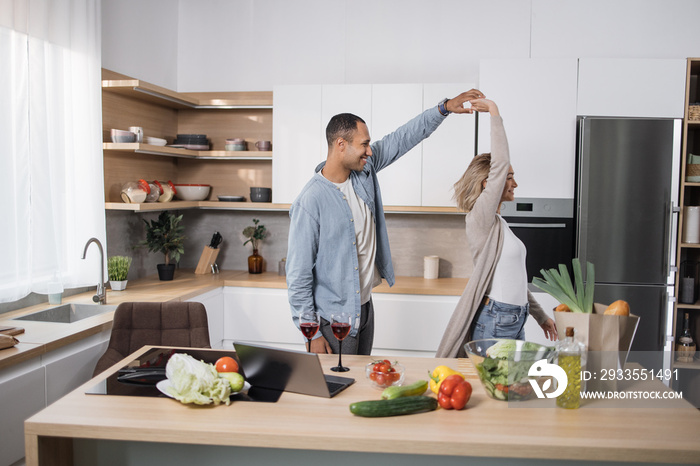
[250,187,271,202]
[145,136,167,146]
[464,338,556,401]
[174,184,211,201]
[111,129,136,143]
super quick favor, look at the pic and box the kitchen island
[24,346,700,465]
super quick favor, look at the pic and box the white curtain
[0,0,105,302]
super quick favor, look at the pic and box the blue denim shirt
[286,106,447,337]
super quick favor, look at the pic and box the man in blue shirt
[287,89,485,355]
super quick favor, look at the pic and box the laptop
[233,341,355,398]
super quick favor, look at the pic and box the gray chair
[93,301,211,375]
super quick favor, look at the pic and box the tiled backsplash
[106,210,474,281]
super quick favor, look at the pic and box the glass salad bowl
[464,339,556,401]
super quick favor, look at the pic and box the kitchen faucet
[82,237,106,304]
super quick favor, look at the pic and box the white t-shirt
[320,172,381,304]
[487,215,528,306]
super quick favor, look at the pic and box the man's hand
[467,98,499,116]
[445,89,486,114]
[309,335,333,353]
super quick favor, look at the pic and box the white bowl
[174,184,211,201]
[145,136,167,146]
[111,129,136,143]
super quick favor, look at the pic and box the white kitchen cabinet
[44,329,111,406]
[478,58,578,199]
[272,85,323,204]
[0,359,46,466]
[222,287,302,351]
[373,83,424,206]
[577,58,687,118]
[186,287,225,349]
[273,83,479,208]
[422,83,477,207]
[371,293,458,358]
[321,84,373,136]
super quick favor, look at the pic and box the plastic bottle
[556,326,585,409]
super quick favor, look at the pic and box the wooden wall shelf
[104,143,272,160]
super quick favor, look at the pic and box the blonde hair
[453,153,491,212]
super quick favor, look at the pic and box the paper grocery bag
[554,303,640,391]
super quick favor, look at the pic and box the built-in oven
[499,198,575,284]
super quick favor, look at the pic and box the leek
[532,259,595,313]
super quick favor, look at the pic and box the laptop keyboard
[326,381,346,394]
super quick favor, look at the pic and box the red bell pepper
[437,374,472,410]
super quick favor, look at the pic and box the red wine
[331,322,351,340]
[300,322,319,339]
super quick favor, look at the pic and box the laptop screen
[233,342,354,398]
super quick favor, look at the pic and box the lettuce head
[165,353,231,405]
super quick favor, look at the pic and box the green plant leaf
[533,259,596,313]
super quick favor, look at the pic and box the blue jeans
[472,298,529,341]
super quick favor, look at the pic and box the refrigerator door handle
[667,201,680,285]
[666,120,682,286]
[507,223,566,229]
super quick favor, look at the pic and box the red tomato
[373,362,390,373]
[382,359,391,365]
[369,372,378,381]
[375,373,387,386]
[215,356,239,373]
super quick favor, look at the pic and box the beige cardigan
[436,115,548,358]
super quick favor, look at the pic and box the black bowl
[250,187,271,202]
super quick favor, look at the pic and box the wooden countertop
[24,347,700,465]
[0,271,467,371]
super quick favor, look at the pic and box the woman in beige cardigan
[436,99,557,358]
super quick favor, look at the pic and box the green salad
[476,340,547,401]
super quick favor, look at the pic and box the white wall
[101,0,700,92]
[101,0,179,89]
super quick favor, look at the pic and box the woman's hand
[445,89,486,114]
[469,98,499,116]
[540,318,558,341]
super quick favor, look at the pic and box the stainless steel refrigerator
[576,116,682,371]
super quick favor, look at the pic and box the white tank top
[487,215,528,306]
[321,172,380,304]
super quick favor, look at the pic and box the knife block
[195,246,220,274]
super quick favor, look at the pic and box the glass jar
[120,179,150,203]
[145,181,160,202]
[154,180,176,202]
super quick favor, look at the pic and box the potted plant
[242,218,267,274]
[141,211,186,281]
[107,255,132,290]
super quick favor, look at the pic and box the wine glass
[299,311,320,353]
[330,313,352,372]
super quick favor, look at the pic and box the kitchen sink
[13,303,118,323]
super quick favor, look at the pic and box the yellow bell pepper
[428,365,464,394]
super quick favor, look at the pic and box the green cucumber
[349,395,437,417]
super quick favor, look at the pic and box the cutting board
[0,326,25,336]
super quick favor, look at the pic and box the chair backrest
[93,301,211,375]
